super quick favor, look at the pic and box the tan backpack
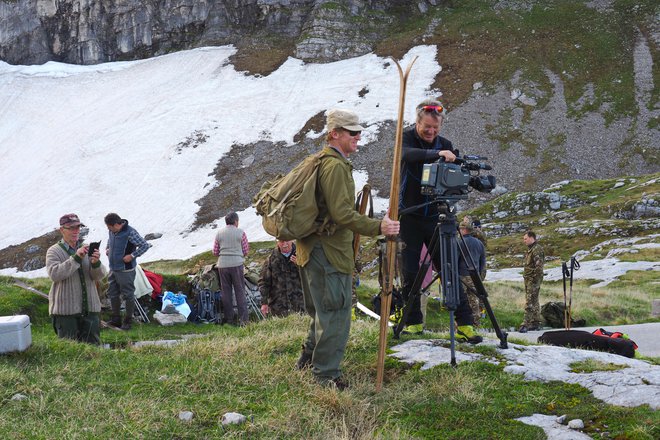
[252,151,335,240]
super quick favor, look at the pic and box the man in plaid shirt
[213,212,250,326]
[105,212,152,330]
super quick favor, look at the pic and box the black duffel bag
[538,330,637,358]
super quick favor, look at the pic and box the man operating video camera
[397,99,482,343]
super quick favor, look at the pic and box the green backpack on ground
[252,150,335,240]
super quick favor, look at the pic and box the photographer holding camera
[397,99,482,343]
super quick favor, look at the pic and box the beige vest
[215,225,245,268]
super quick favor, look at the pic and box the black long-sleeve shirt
[399,125,458,218]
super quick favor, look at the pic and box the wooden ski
[376,57,417,391]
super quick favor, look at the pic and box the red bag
[142,269,164,299]
[593,328,638,350]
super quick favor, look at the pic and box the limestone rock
[568,419,585,429]
[153,311,187,326]
[179,411,194,422]
[221,412,247,426]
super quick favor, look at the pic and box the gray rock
[517,414,592,440]
[556,414,567,424]
[518,93,537,106]
[22,257,44,272]
[144,233,162,240]
[242,155,255,168]
[568,419,585,429]
[221,412,247,426]
[11,393,28,401]
[25,245,40,254]
[179,411,194,422]
[153,311,187,326]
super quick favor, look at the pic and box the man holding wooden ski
[295,109,400,390]
[397,99,482,343]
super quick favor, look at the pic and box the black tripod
[393,200,508,366]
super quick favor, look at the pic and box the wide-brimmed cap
[59,213,84,228]
[326,109,365,132]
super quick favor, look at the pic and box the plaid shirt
[128,228,151,258]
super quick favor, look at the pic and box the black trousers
[400,214,474,327]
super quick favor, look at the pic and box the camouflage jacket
[258,245,304,316]
[472,229,488,248]
[523,241,544,280]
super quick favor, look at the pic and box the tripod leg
[449,310,456,367]
[394,231,439,338]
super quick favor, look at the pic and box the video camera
[420,155,496,201]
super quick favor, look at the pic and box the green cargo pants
[300,243,352,382]
[523,275,543,327]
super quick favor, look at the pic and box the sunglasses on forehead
[420,105,445,114]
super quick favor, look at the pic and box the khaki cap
[326,109,365,132]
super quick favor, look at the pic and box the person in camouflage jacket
[258,240,304,317]
[520,230,545,333]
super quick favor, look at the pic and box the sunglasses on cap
[420,105,445,114]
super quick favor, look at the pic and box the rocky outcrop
[0,0,426,65]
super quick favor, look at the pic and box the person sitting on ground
[46,213,107,344]
[258,240,304,317]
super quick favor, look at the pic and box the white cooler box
[0,315,32,353]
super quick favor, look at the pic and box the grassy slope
[2,1,659,435]
[0,308,658,439]
[469,173,660,268]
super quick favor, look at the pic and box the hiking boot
[109,297,122,327]
[318,376,349,391]
[389,307,403,324]
[401,323,424,335]
[456,325,483,344]
[330,377,349,391]
[295,346,313,370]
[121,298,135,330]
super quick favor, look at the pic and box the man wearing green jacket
[295,109,400,390]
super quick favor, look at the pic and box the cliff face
[0,0,421,65]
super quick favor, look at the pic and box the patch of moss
[569,359,627,373]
